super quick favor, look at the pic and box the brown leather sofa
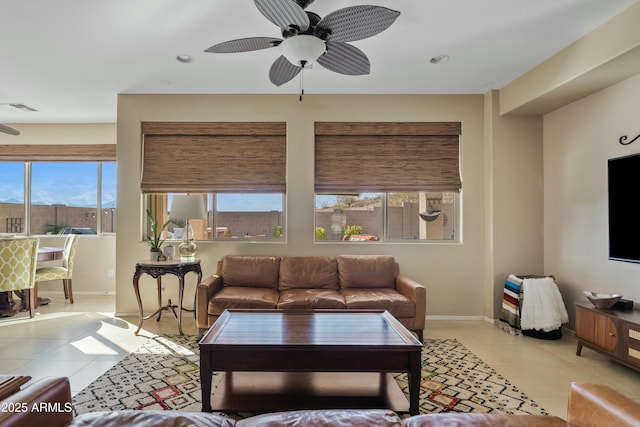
[2,377,640,426]
[195,255,426,340]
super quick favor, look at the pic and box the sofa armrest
[395,274,426,331]
[196,274,224,330]
[0,377,73,427]
[567,382,640,427]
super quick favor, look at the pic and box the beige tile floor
[1,293,639,419]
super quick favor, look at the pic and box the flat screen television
[608,152,640,263]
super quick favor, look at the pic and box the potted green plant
[145,209,170,260]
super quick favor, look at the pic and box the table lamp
[170,195,207,261]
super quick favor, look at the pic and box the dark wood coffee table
[199,309,423,415]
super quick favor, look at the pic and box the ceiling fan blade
[315,6,400,42]
[0,124,20,136]
[205,37,281,53]
[317,41,370,75]
[254,0,310,32]
[269,55,302,86]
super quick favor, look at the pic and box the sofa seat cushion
[221,256,281,289]
[341,288,415,318]
[279,256,339,290]
[208,286,279,315]
[337,255,398,288]
[403,413,566,426]
[277,289,346,309]
[70,411,236,427]
[236,409,403,427]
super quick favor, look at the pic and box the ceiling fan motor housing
[282,11,322,38]
[294,0,314,9]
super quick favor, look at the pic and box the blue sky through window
[0,162,116,208]
[0,162,24,203]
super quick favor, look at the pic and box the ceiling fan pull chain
[299,60,307,102]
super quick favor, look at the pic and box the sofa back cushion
[221,255,280,289]
[337,255,398,289]
[279,256,339,290]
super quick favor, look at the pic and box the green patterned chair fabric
[35,234,79,304]
[0,237,39,317]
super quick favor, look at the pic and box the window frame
[0,159,117,236]
[144,192,286,243]
[314,191,460,243]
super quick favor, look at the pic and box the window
[386,191,456,240]
[314,122,461,242]
[141,122,286,242]
[215,193,285,239]
[145,193,285,241]
[316,193,382,241]
[315,192,456,241]
[0,144,116,235]
[0,161,116,235]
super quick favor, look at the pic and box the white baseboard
[426,315,487,321]
[115,312,141,317]
[37,291,115,296]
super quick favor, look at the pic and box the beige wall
[484,91,544,317]
[38,234,116,295]
[544,73,640,328]
[0,123,116,145]
[116,94,511,317]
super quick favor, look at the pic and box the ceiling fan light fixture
[279,35,325,67]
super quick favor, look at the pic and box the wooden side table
[132,259,202,336]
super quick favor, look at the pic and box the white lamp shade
[170,195,206,220]
[279,35,326,66]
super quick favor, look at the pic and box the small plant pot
[150,248,161,261]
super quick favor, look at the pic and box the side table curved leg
[156,278,163,321]
[194,270,202,319]
[177,276,185,336]
[133,269,144,335]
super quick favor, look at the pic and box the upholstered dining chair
[0,237,39,318]
[35,234,79,304]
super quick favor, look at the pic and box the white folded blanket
[521,277,569,332]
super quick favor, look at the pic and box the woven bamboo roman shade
[141,122,286,193]
[315,122,461,193]
[0,144,115,161]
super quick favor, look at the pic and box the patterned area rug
[73,335,548,416]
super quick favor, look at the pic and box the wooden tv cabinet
[575,301,640,372]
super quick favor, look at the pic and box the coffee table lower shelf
[209,371,410,414]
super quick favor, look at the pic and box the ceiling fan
[0,124,19,136]
[205,0,400,88]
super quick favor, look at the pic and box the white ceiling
[0,0,637,124]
